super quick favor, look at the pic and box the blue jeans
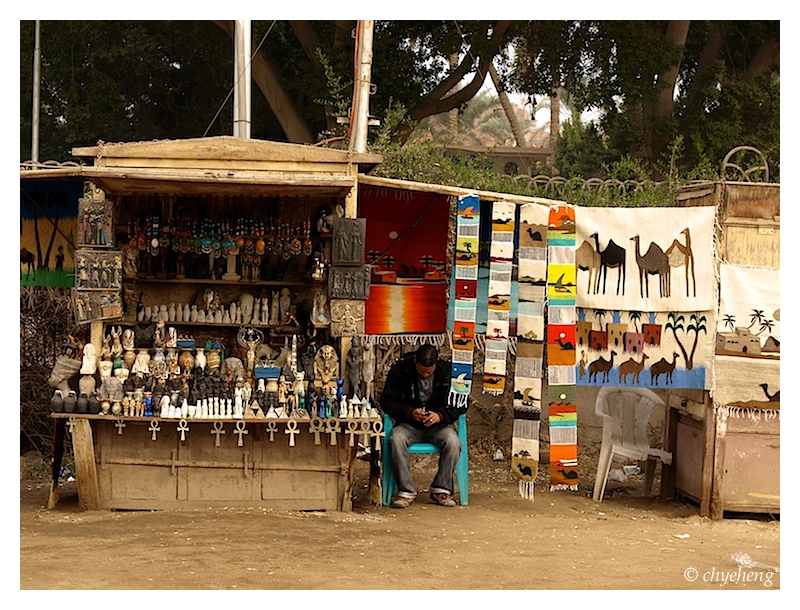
[388,423,461,498]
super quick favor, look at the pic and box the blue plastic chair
[381,412,469,506]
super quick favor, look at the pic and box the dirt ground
[19,448,781,594]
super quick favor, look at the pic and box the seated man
[380,344,463,508]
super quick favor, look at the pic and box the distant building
[716,327,762,354]
[643,323,662,347]
[625,332,645,354]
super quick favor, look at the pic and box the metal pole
[348,20,374,154]
[31,20,41,162]
[233,20,251,138]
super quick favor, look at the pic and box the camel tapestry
[574,205,716,312]
[573,205,717,391]
[717,263,780,355]
[511,202,549,500]
[483,201,515,395]
[20,180,83,287]
[547,204,579,492]
[714,262,779,415]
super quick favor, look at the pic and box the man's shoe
[391,496,413,509]
[430,492,456,507]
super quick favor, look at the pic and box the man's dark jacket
[379,351,462,429]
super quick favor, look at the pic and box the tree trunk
[448,53,459,141]
[744,38,780,81]
[397,21,512,143]
[489,63,526,147]
[549,89,560,150]
[642,20,690,160]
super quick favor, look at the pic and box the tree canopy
[20,20,779,180]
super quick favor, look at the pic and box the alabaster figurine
[80,343,98,375]
[239,293,254,325]
[109,326,123,358]
[153,320,166,349]
[119,328,134,352]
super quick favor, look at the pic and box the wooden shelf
[51,413,380,425]
[123,276,317,287]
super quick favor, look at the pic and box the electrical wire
[203,21,277,137]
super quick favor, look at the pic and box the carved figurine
[80,343,98,375]
[346,336,363,396]
[313,344,339,396]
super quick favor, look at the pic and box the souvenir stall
[35,136,385,511]
[664,182,780,519]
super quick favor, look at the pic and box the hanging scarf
[511,202,549,501]
[547,204,579,491]
[482,201,515,395]
[449,194,480,409]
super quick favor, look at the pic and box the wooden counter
[52,414,378,512]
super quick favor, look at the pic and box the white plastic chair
[592,386,672,502]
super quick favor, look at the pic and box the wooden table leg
[699,392,715,518]
[660,401,678,501]
[48,418,67,509]
[710,406,727,520]
[71,419,101,511]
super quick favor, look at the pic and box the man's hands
[411,408,441,427]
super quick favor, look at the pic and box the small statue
[311,288,330,327]
[153,320,166,349]
[80,343,98,375]
[109,326,124,358]
[313,344,339,396]
[269,290,280,325]
[346,336,363,396]
[121,328,135,351]
[279,288,292,324]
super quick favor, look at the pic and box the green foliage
[554,118,616,178]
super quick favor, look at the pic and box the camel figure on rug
[591,232,626,295]
[21,247,35,280]
[650,352,679,385]
[631,235,671,298]
[760,383,780,402]
[666,227,696,297]
[618,353,649,384]
[588,351,617,383]
[576,240,600,294]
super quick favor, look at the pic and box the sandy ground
[18,451,781,595]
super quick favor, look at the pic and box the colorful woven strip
[511,203,549,501]
[449,194,480,410]
[483,201,515,395]
[547,204,579,491]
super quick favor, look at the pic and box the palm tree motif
[757,318,775,336]
[419,254,434,270]
[593,309,607,330]
[383,256,396,270]
[629,311,642,333]
[747,309,765,330]
[666,311,707,370]
[367,250,381,263]
[722,314,736,331]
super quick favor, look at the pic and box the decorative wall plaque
[329,265,371,300]
[77,197,114,248]
[332,217,367,266]
[330,300,365,337]
[75,249,123,290]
